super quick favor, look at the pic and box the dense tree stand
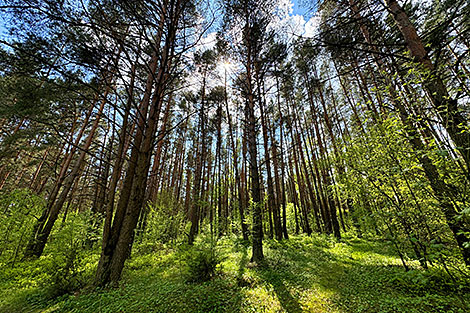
[0,0,469,311]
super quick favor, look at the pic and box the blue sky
[0,0,316,47]
[292,0,310,17]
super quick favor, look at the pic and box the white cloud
[276,0,294,17]
[270,12,319,41]
[304,15,320,38]
[196,31,217,52]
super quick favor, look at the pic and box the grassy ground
[1,234,469,313]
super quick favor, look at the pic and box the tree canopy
[0,0,469,311]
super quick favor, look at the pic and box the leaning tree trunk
[349,0,470,265]
[94,11,170,286]
[384,0,470,172]
[23,82,111,259]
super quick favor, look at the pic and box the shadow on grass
[1,245,245,313]
[3,236,469,313]
[344,237,401,258]
[234,238,303,312]
[254,236,470,313]
[256,264,303,313]
[0,288,52,313]
[236,243,249,281]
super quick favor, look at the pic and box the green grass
[1,234,469,313]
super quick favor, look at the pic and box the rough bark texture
[245,23,263,263]
[94,2,181,285]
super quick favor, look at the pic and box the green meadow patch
[1,234,468,313]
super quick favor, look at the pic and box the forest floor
[1,234,469,313]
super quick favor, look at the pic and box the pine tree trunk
[385,0,470,170]
[24,83,110,259]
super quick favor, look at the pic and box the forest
[0,0,469,312]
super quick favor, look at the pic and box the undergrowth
[1,234,469,313]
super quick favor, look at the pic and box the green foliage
[0,189,45,264]
[335,114,466,267]
[45,210,103,256]
[179,236,224,283]
[135,191,186,254]
[2,235,469,312]
[186,247,220,283]
[387,268,470,294]
[41,211,101,297]
[40,245,92,299]
[0,205,100,310]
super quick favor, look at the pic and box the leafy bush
[387,268,470,294]
[135,191,186,253]
[186,247,220,282]
[0,189,45,264]
[38,212,99,298]
[41,210,101,255]
[42,247,86,298]
[179,236,223,283]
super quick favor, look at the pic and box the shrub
[135,191,186,253]
[179,237,223,283]
[186,247,220,282]
[42,248,84,298]
[0,189,45,264]
[39,211,99,298]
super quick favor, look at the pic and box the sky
[197,0,318,52]
[189,0,319,106]
[292,0,311,17]
[0,0,316,44]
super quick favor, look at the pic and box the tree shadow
[254,236,470,313]
[344,237,402,258]
[4,236,468,313]
[256,263,303,313]
[232,238,303,312]
[232,238,249,267]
